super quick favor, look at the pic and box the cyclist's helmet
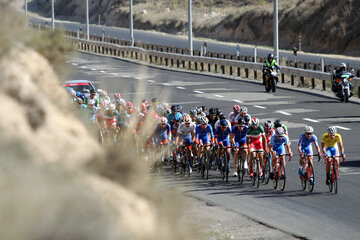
[233,105,240,114]
[201,106,207,112]
[251,117,260,126]
[215,108,221,115]
[244,114,251,124]
[171,105,178,112]
[209,108,217,115]
[96,89,102,94]
[178,105,183,111]
[152,98,159,104]
[220,119,228,127]
[304,126,314,133]
[109,104,116,111]
[276,127,285,136]
[267,53,274,61]
[174,113,183,122]
[237,117,245,125]
[127,102,134,107]
[196,107,203,114]
[264,120,273,129]
[114,93,121,99]
[200,116,209,125]
[327,126,337,134]
[184,114,191,123]
[190,108,197,117]
[219,113,227,120]
[240,106,248,114]
[339,63,347,71]
[160,116,168,124]
[274,119,282,128]
[76,91,81,97]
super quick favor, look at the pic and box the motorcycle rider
[263,53,280,85]
[331,63,354,95]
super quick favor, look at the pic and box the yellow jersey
[321,133,342,148]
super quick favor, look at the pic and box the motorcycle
[332,70,354,103]
[263,66,279,93]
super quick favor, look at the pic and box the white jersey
[214,119,231,130]
[228,112,239,125]
[177,122,196,138]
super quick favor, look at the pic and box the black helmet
[219,113,227,120]
[215,108,221,115]
[244,114,251,123]
[171,105,178,112]
[237,117,245,125]
[201,106,207,111]
[267,53,274,61]
[209,108,217,115]
[274,119,282,128]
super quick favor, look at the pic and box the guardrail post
[189,61,192,70]
[322,80,326,91]
[208,63,211,72]
[254,69,257,79]
[150,55,152,63]
[230,66,233,75]
[237,67,240,76]
[245,68,249,78]
[171,59,174,67]
[201,62,204,71]
[281,73,285,83]
[300,76,304,86]
[291,75,294,85]
[182,60,185,68]
[221,65,225,74]
[165,58,168,66]
[135,52,138,59]
[215,64,218,73]
[177,60,180,68]
[311,78,315,89]
[195,62,198,71]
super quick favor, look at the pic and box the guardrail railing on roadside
[66,36,360,98]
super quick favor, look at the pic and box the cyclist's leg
[233,142,240,170]
[249,142,255,175]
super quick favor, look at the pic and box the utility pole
[51,0,55,30]
[130,0,134,47]
[273,0,279,61]
[188,0,193,56]
[85,0,90,40]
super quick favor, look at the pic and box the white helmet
[304,126,314,133]
[109,103,116,111]
[240,106,248,114]
[327,126,337,134]
[276,127,285,136]
[97,89,103,94]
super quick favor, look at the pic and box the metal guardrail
[66,35,360,98]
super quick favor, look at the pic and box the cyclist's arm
[262,133,267,150]
[230,134,235,146]
[286,143,292,156]
[321,141,326,155]
[339,141,345,156]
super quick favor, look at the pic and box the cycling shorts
[249,139,263,151]
[218,139,231,148]
[273,144,285,155]
[235,140,247,148]
[198,136,211,145]
[180,135,193,147]
[301,146,313,156]
[326,147,338,157]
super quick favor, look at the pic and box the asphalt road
[66,52,360,240]
[29,15,360,69]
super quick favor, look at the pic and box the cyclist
[195,116,214,166]
[236,106,251,123]
[228,105,241,126]
[274,119,288,136]
[263,120,275,169]
[247,118,267,178]
[167,105,179,124]
[152,116,171,146]
[87,99,100,123]
[231,117,249,177]
[170,113,183,143]
[189,108,198,124]
[102,104,118,142]
[215,113,231,130]
[321,126,345,185]
[243,114,251,126]
[298,126,321,181]
[84,89,100,107]
[176,114,196,173]
[269,127,292,179]
[207,108,219,130]
[214,119,232,170]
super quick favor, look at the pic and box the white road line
[254,105,266,109]
[162,83,170,86]
[111,73,118,76]
[147,80,155,83]
[333,126,351,131]
[276,111,292,116]
[214,94,224,98]
[100,71,106,73]
[233,99,243,103]
[135,77,142,80]
[80,66,87,69]
[290,139,298,142]
[71,63,78,66]
[91,68,96,71]
[122,75,130,78]
[303,118,320,123]
[176,87,186,89]
[341,172,360,176]
[194,90,205,94]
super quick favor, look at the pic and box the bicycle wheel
[279,164,286,191]
[333,161,338,194]
[173,151,178,174]
[201,153,206,179]
[251,161,256,186]
[272,165,278,190]
[221,152,226,181]
[238,157,244,184]
[329,161,333,193]
[301,173,306,191]
[264,156,270,184]
[255,159,260,188]
[308,163,315,193]
[205,152,209,180]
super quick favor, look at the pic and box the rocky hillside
[32,0,360,56]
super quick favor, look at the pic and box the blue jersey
[298,134,319,148]
[231,125,248,142]
[153,123,171,139]
[166,113,175,123]
[270,135,290,148]
[215,126,232,141]
[196,124,214,140]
